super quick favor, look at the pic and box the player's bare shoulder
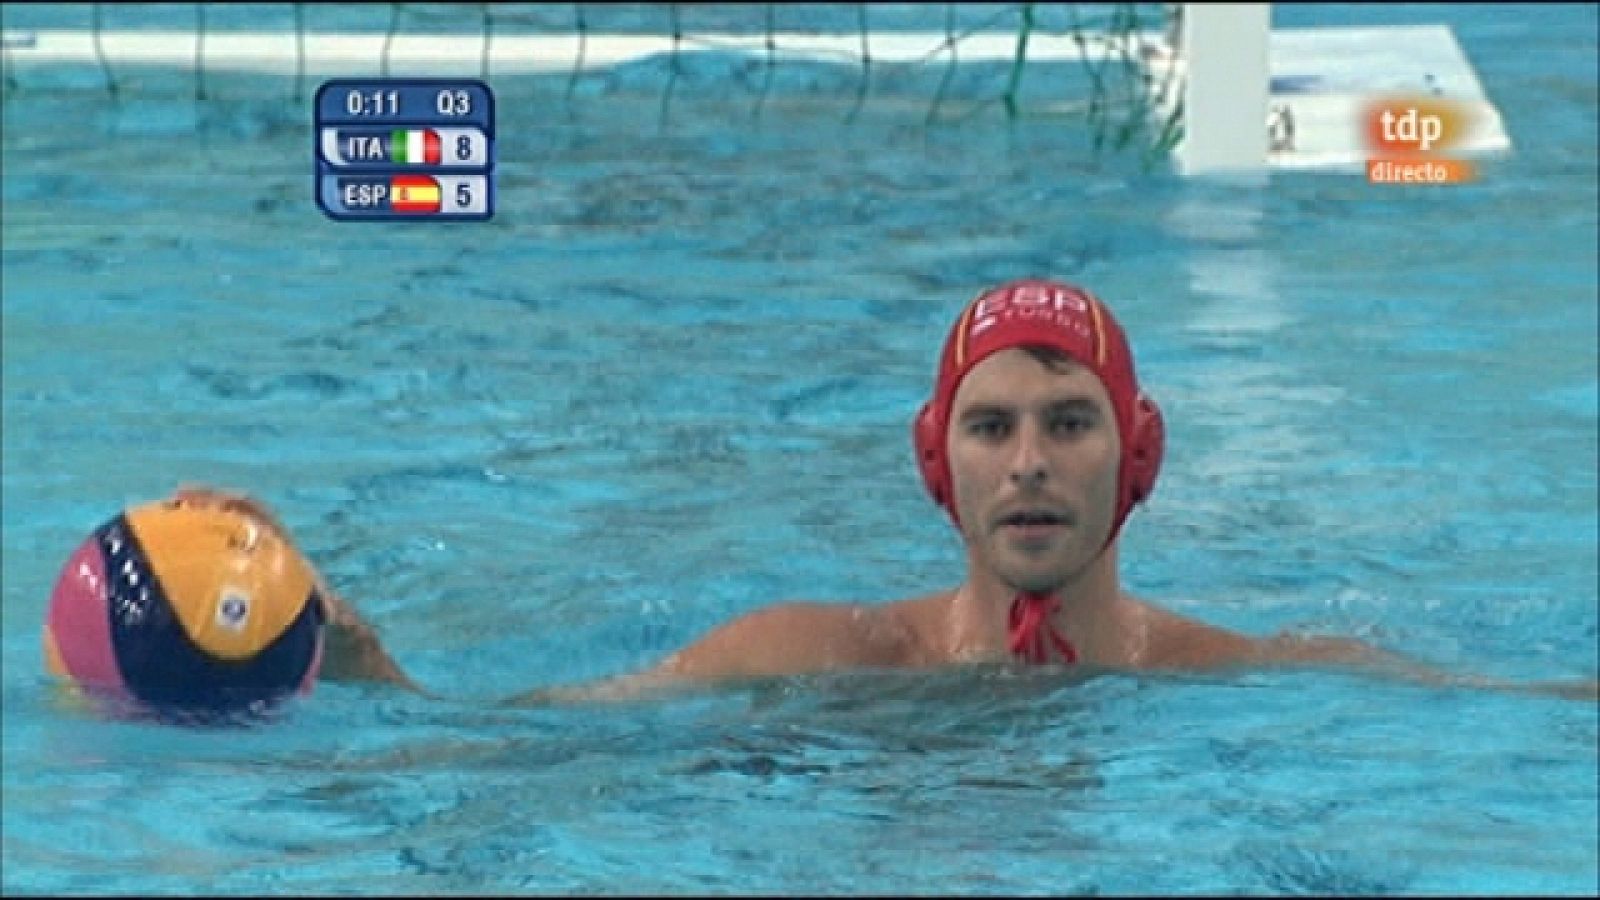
[780,599,928,669]
[1131,596,1386,670]
[661,599,921,680]
[876,590,961,667]
[1129,596,1263,669]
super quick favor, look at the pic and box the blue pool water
[3,3,1596,894]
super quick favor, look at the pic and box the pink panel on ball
[45,536,125,692]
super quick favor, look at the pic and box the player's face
[947,348,1120,593]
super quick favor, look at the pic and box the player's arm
[1249,633,1597,700]
[169,485,426,694]
[1145,605,1597,701]
[503,601,907,706]
[312,584,426,692]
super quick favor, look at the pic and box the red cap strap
[1006,591,1078,665]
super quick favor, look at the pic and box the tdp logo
[1362,96,1477,184]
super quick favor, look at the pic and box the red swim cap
[912,278,1165,551]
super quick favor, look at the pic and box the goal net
[3,3,1189,165]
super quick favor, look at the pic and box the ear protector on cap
[1125,392,1165,507]
[913,400,945,506]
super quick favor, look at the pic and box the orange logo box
[1361,96,1478,183]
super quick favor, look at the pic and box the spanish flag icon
[391,175,442,213]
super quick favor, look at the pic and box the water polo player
[502,278,1597,703]
[160,280,1598,705]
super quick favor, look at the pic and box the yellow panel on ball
[122,501,317,661]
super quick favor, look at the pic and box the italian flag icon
[391,129,442,165]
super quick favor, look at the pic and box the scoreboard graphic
[315,79,494,222]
